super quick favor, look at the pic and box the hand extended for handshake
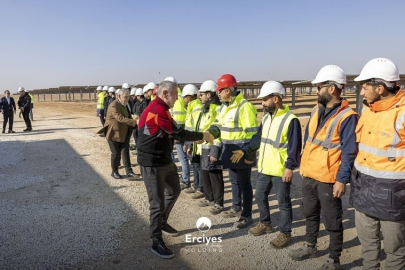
[201,131,214,144]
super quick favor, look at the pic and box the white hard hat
[108,87,116,93]
[96,86,102,91]
[130,88,137,95]
[198,80,217,93]
[142,82,156,94]
[164,77,177,83]
[25,89,28,92]
[18,87,25,92]
[122,83,130,89]
[354,58,400,82]
[257,81,286,98]
[181,84,198,97]
[311,65,347,84]
[102,85,109,91]
[135,88,143,96]
[116,89,120,94]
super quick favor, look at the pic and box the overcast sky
[1,0,404,91]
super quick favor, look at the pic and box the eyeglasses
[316,84,332,91]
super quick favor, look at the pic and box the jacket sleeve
[240,102,259,138]
[241,123,263,161]
[285,118,302,170]
[156,110,204,142]
[23,95,31,110]
[336,114,359,184]
[109,103,137,127]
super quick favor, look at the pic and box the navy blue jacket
[0,96,16,113]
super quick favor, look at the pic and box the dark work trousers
[22,108,31,128]
[3,111,14,131]
[302,177,343,262]
[201,169,224,206]
[141,162,181,245]
[107,132,133,174]
[132,124,138,145]
[228,168,253,218]
[99,109,105,126]
[255,173,292,234]
[30,103,34,120]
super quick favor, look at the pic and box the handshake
[196,131,214,144]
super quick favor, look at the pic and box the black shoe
[151,243,174,259]
[162,223,178,236]
[127,172,142,181]
[1,130,4,134]
[111,172,122,179]
[8,130,15,133]
[23,128,32,132]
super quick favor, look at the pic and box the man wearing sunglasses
[289,65,359,270]
[351,58,405,270]
[230,81,302,248]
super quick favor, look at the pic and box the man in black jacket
[17,87,32,132]
[0,90,16,133]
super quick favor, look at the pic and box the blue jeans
[255,173,292,234]
[190,162,202,191]
[174,143,190,184]
[228,168,253,218]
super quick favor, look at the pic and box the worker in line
[97,86,108,127]
[103,87,116,121]
[351,58,405,270]
[207,74,259,229]
[182,84,204,198]
[167,77,191,189]
[231,81,302,248]
[288,65,359,270]
[191,80,224,214]
[0,90,16,133]
[132,87,148,150]
[143,82,157,106]
[129,87,138,151]
[28,91,34,121]
[17,87,32,132]
[137,80,214,259]
[98,88,141,181]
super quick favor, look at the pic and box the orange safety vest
[300,100,358,183]
[354,90,405,179]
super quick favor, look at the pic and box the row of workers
[136,58,405,270]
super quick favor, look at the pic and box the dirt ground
[1,94,373,270]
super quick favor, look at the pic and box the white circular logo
[196,217,212,232]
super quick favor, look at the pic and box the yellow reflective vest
[28,93,34,104]
[170,87,187,127]
[258,105,297,177]
[214,92,258,144]
[97,92,106,109]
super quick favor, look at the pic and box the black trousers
[132,124,138,145]
[99,109,105,126]
[3,111,14,131]
[107,132,132,174]
[141,162,181,245]
[22,108,31,128]
[201,169,224,206]
[302,177,343,261]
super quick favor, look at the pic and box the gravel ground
[0,101,368,270]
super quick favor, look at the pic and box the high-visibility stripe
[171,111,187,115]
[213,141,222,147]
[306,107,353,150]
[260,137,288,148]
[222,138,251,144]
[274,111,292,148]
[355,160,405,179]
[245,127,259,133]
[201,144,211,149]
[221,127,244,132]
[359,143,405,158]
[233,100,248,128]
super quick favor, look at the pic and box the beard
[264,103,276,113]
[317,92,332,106]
